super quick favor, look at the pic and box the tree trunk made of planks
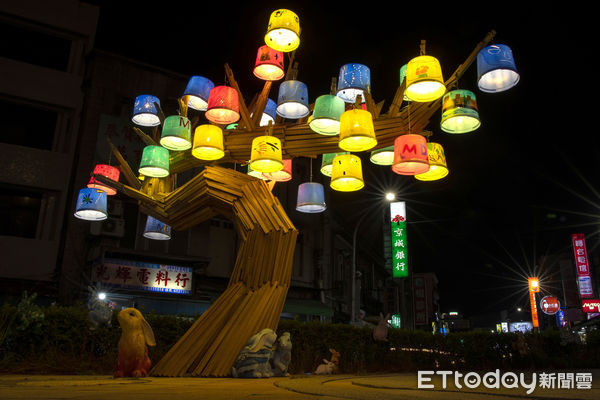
[149,166,298,377]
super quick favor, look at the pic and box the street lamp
[350,191,396,323]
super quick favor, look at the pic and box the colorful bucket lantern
[399,64,411,101]
[74,188,107,221]
[477,44,519,93]
[206,86,240,125]
[132,95,161,127]
[320,152,348,177]
[265,9,300,52]
[225,123,238,130]
[247,165,269,180]
[309,95,345,135]
[263,159,292,181]
[392,134,430,175]
[337,63,371,103]
[296,182,326,213]
[252,98,277,127]
[276,80,310,119]
[160,115,192,151]
[415,142,449,181]
[139,145,170,178]
[249,135,283,173]
[191,124,224,161]
[87,164,120,196]
[183,76,214,111]
[339,109,377,152]
[405,56,446,102]
[330,154,364,192]
[253,45,285,81]
[440,90,481,134]
[143,215,171,240]
[369,145,395,166]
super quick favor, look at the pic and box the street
[1,372,598,400]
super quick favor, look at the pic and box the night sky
[83,2,596,318]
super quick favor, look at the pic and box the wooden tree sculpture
[91,31,497,377]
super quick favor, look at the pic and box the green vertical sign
[390,201,408,278]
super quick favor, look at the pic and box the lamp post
[350,192,396,324]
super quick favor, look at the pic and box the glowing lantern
[405,56,446,102]
[249,135,283,173]
[74,188,107,221]
[296,182,326,213]
[87,164,120,196]
[192,124,224,161]
[253,45,285,81]
[132,95,161,127]
[392,134,429,175]
[247,165,269,180]
[415,143,449,181]
[160,115,192,151]
[309,95,345,135]
[265,9,300,52]
[206,86,240,125]
[320,152,348,177]
[399,64,411,101]
[339,109,377,152]
[251,98,277,127]
[440,90,481,134]
[263,159,292,181]
[225,123,238,130]
[139,145,170,178]
[477,44,519,93]
[330,154,364,192]
[369,146,395,166]
[337,63,371,103]
[182,76,214,111]
[276,80,310,119]
[143,215,171,240]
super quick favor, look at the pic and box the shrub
[1,297,598,375]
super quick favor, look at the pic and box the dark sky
[84,1,596,317]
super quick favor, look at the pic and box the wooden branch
[444,30,496,88]
[251,80,273,127]
[133,126,159,147]
[106,137,141,189]
[225,63,253,131]
[386,80,406,117]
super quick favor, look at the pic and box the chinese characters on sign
[571,233,594,299]
[93,258,193,295]
[389,201,408,278]
[96,114,145,166]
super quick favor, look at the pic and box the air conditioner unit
[90,217,125,237]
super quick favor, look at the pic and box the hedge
[1,299,598,375]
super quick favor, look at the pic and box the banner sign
[93,258,193,295]
[413,276,427,325]
[390,201,408,278]
[571,234,594,298]
[540,296,560,315]
[581,299,600,313]
[529,289,539,328]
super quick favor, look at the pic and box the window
[0,99,59,150]
[0,186,43,238]
[0,22,72,71]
